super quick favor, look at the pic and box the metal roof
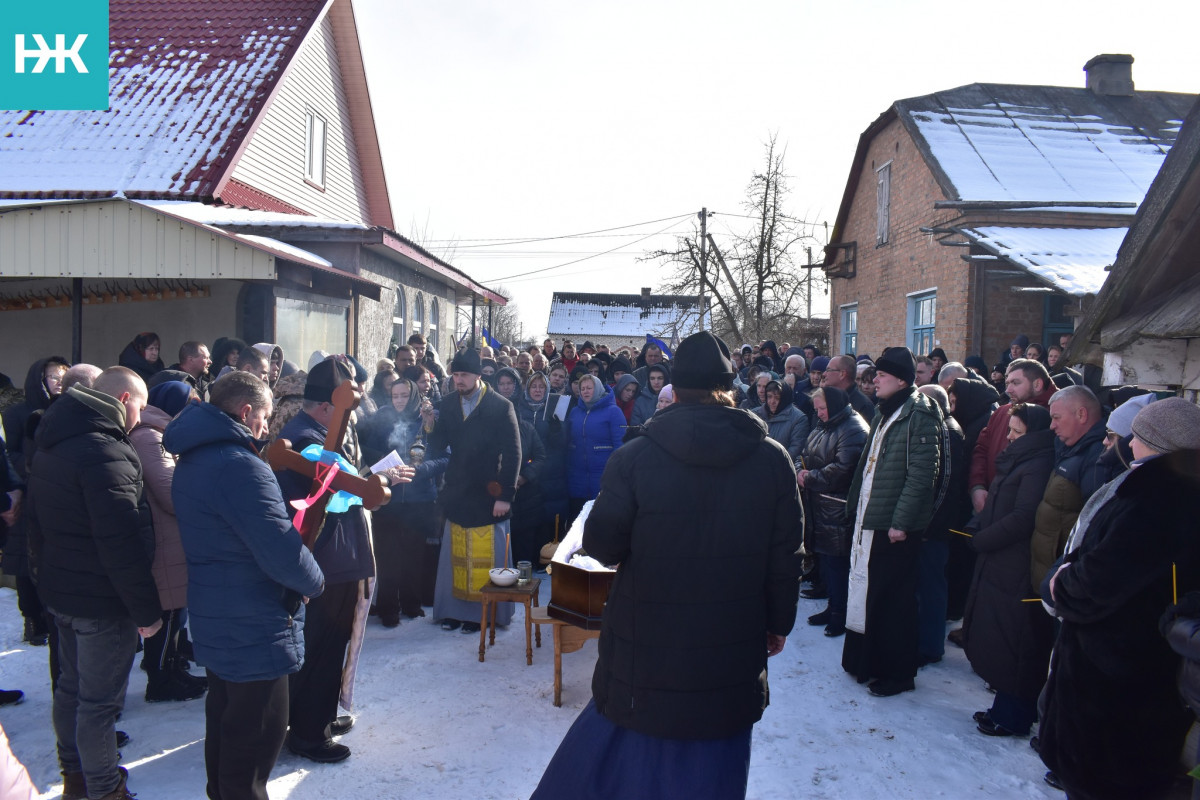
[899,84,1194,205]
[546,292,700,338]
[960,226,1128,296]
[0,0,328,198]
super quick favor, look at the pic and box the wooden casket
[548,561,616,630]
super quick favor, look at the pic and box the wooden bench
[529,606,601,707]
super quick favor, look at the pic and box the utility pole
[805,247,813,322]
[697,207,709,330]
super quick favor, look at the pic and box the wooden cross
[267,379,390,550]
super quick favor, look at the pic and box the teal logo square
[0,0,109,110]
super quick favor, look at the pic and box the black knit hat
[304,357,353,403]
[672,331,734,390]
[450,349,482,375]
[875,347,916,385]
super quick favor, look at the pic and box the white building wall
[229,15,369,224]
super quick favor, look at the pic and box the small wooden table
[479,579,542,665]
[530,607,602,707]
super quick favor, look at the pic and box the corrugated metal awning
[0,198,384,299]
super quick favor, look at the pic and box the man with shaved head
[28,366,162,800]
[61,363,102,393]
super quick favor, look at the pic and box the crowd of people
[0,326,1198,799]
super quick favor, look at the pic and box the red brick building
[822,55,1193,366]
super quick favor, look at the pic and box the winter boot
[61,772,87,800]
[145,670,206,703]
[95,766,135,800]
[23,617,48,646]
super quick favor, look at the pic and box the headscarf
[820,386,850,419]
[390,378,422,422]
[579,374,608,408]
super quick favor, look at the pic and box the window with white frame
[304,108,327,187]
[429,299,439,350]
[392,286,406,351]
[908,290,936,355]
[876,162,891,245]
[413,292,424,334]
[841,303,858,355]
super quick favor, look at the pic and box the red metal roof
[0,0,328,198]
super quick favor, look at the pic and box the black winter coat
[801,405,868,557]
[429,383,521,527]
[509,419,546,532]
[517,394,568,520]
[584,403,803,740]
[1039,449,1200,800]
[922,415,970,544]
[962,428,1056,700]
[950,377,998,458]
[27,388,161,626]
[1,357,67,577]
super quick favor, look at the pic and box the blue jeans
[916,539,949,660]
[50,609,138,797]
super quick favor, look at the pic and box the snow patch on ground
[0,587,1059,799]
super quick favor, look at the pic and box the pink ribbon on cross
[290,460,341,531]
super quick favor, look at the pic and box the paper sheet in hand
[553,395,571,421]
[370,450,406,474]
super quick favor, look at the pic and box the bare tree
[649,134,828,345]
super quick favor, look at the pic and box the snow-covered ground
[0,585,1061,799]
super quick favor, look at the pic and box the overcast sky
[354,0,1200,340]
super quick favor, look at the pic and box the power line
[421,213,694,249]
[488,217,690,282]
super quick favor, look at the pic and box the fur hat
[875,347,916,385]
[450,349,483,375]
[1130,396,1200,453]
[304,357,353,403]
[672,331,734,390]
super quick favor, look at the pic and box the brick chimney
[641,287,651,298]
[1084,54,1134,96]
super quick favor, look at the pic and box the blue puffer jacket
[164,402,324,683]
[566,376,627,500]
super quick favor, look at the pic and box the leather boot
[61,772,87,800]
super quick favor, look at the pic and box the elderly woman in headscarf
[798,387,869,637]
[753,379,809,460]
[565,374,626,525]
[119,332,164,382]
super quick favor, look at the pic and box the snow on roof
[233,234,332,267]
[546,292,700,338]
[138,200,369,230]
[961,226,1128,296]
[0,1,328,197]
[900,84,1193,205]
